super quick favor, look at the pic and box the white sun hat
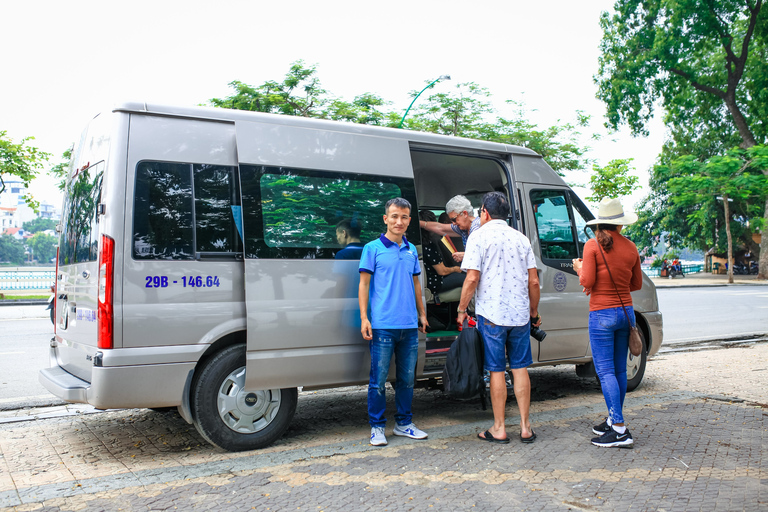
[585,197,638,226]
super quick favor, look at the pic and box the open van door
[521,183,593,361]
[234,121,419,392]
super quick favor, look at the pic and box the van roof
[112,101,542,158]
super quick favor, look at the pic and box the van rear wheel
[191,344,297,451]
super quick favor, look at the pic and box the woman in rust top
[573,198,643,449]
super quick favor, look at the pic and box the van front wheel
[191,344,298,451]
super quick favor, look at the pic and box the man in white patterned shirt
[457,192,541,444]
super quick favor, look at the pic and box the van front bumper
[642,310,664,356]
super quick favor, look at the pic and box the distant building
[1,227,25,239]
[0,174,61,227]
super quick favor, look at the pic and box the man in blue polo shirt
[359,197,429,446]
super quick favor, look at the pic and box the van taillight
[98,235,115,349]
[54,247,59,334]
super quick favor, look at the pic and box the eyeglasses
[449,213,460,223]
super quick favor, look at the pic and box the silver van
[41,102,663,451]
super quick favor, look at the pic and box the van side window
[58,163,104,265]
[133,161,241,260]
[194,165,242,254]
[239,165,418,259]
[529,189,584,272]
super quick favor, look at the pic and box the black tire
[191,344,298,452]
[626,326,647,392]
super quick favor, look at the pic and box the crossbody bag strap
[595,240,635,328]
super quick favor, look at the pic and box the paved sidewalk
[1,342,766,511]
[651,271,767,288]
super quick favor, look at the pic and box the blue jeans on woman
[368,328,419,428]
[589,306,633,425]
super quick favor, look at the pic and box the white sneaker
[393,423,428,439]
[370,427,387,446]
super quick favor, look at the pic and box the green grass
[0,294,48,300]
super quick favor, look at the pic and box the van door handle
[82,270,90,279]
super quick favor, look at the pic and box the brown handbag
[595,242,643,357]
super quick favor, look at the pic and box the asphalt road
[0,314,54,406]
[1,285,767,406]
[657,284,768,342]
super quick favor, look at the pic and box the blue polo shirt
[359,234,421,329]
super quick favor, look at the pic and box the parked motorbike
[749,261,759,275]
[668,267,685,278]
[732,262,750,275]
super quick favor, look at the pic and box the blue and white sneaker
[370,427,387,446]
[393,423,428,439]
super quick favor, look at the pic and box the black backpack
[442,319,487,410]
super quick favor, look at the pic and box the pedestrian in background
[359,197,429,446]
[573,197,642,448]
[457,191,540,444]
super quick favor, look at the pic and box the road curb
[0,299,47,306]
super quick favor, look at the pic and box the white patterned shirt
[461,219,537,327]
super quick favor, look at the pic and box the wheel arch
[178,330,247,425]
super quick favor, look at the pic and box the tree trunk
[760,198,768,280]
[724,194,734,284]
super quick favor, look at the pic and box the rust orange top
[578,233,643,312]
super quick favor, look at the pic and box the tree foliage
[22,217,57,233]
[49,145,73,191]
[595,0,766,148]
[27,232,57,264]
[0,131,50,210]
[208,61,393,125]
[665,146,768,281]
[0,235,25,265]
[597,0,768,277]
[403,83,594,175]
[208,62,596,175]
[586,158,640,203]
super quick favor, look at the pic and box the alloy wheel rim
[216,366,282,434]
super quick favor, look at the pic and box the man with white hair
[418,195,481,263]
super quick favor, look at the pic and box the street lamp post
[398,75,451,128]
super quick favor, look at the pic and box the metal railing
[0,267,55,290]
[643,264,703,278]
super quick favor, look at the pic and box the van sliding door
[235,122,419,391]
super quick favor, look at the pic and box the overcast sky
[2,0,666,211]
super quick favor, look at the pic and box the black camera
[530,316,546,342]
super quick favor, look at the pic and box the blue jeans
[368,328,419,428]
[589,306,633,424]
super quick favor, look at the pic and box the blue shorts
[477,315,533,371]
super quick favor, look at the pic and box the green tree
[0,131,51,210]
[595,0,768,278]
[407,85,594,175]
[586,158,640,203]
[22,217,57,233]
[49,145,73,191]
[0,235,25,265]
[27,232,57,264]
[664,146,768,283]
[404,82,495,137]
[208,61,393,125]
